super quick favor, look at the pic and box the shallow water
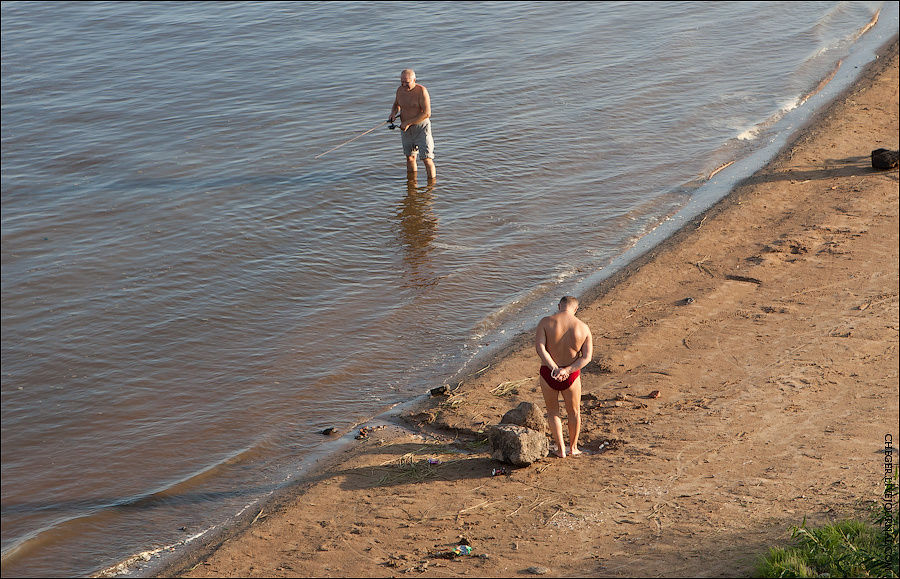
[1,1,896,576]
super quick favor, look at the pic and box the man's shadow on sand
[329,441,500,492]
[330,431,617,492]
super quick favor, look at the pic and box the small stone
[527,566,550,575]
[648,390,661,399]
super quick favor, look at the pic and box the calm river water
[2,2,896,576]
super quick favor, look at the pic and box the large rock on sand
[488,424,549,466]
[500,401,548,434]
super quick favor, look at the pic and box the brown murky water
[2,1,893,575]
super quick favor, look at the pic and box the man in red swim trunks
[535,296,593,458]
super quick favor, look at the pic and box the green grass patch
[756,473,898,578]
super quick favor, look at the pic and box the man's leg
[406,154,417,174]
[540,379,566,458]
[423,157,436,181]
[561,379,582,456]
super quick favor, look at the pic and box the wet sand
[146,39,897,578]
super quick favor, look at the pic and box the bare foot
[569,448,582,456]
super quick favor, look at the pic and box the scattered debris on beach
[355,425,385,440]
[490,378,531,397]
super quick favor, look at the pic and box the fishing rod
[313,117,399,159]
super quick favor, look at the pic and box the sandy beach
[154,39,897,578]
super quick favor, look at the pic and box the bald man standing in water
[389,69,436,181]
[535,296,593,458]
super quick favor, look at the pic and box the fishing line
[313,118,397,159]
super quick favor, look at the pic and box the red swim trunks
[539,366,580,391]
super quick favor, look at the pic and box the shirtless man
[389,69,436,181]
[535,296,593,458]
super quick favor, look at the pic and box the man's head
[559,296,579,312]
[400,69,417,90]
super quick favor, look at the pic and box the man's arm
[389,89,401,121]
[535,320,559,372]
[566,326,593,374]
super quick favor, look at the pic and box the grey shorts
[401,120,435,159]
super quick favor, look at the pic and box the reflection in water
[395,177,438,289]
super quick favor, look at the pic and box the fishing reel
[388,118,398,130]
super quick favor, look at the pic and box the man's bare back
[536,297,591,380]
[538,312,590,373]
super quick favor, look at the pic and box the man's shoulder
[537,314,558,329]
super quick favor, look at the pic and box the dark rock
[725,274,763,285]
[429,385,449,396]
[500,401,548,433]
[871,148,899,170]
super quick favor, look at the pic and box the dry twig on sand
[490,378,532,397]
